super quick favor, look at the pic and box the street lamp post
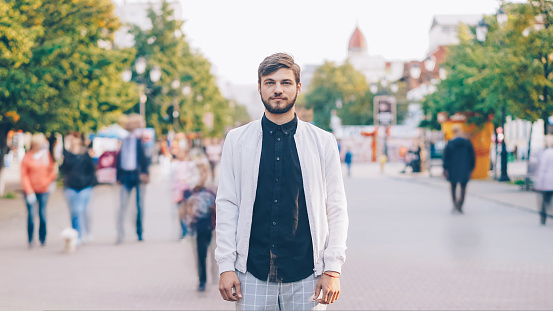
[370,83,378,94]
[171,79,180,132]
[124,58,162,127]
[424,56,436,82]
[181,84,192,132]
[496,9,510,182]
[498,106,510,181]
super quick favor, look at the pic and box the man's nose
[274,83,283,94]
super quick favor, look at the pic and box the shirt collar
[262,114,298,136]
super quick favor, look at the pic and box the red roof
[348,26,367,52]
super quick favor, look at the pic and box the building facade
[346,26,404,84]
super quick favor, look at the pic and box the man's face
[258,68,301,115]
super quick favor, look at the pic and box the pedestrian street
[0,163,552,310]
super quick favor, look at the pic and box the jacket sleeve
[323,134,349,273]
[467,140,476,171]
[214,132,240,274]
[116,151,122,181]
[20,156,33,195]
[442,143,450,170]
[137,139,149,174]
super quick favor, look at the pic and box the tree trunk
[0,124,10,197]
[527,123,533,174]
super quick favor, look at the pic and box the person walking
[20,133,58,248]
[205,138,222,182]
[535,135,553,225]
[443,126,476,214]
[182,161,216,292]
[171,148,199,239]
[116,115,150,244]
[60,133,97,244]
[215,53,348,310]
[344,149,353,177]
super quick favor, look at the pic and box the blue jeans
[25,192,50,244]
[63,187,93,240]
[118,183,145,240]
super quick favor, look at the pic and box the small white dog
[60,228,79,254]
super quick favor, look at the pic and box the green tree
[0,0,137,194]
[302,61,372,131]
[0,0,42,194]
[130,0,231,137]
[229,102,251,127]
[422,1,553,132]
[20,0,137,133]
[506,0,553,134]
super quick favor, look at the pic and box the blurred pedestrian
[182,162,216,292]
[116,115,150,244]
[443,126,475,214]
[400,145,421,173]
[535,135,553,225]
[216,53,348,309]
[171,148,199,239]
[379,154,387,174]
[205,138,222,182]
[60,133,97,245]
[20,133,58,248]
[344,149,353,177]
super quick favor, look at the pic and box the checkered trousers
[235,271,326,311]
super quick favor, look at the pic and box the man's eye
[283,81,292,85]
[266,81,274,85]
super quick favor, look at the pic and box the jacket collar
[256,114,305,136]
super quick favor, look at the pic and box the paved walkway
[0,161,552,310]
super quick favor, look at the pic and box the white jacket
[535,148,553,191]
[215,118,348,276]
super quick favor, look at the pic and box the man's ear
[258,82,261,93]
[297,82,302,94]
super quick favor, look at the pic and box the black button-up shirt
[247,114,314,283]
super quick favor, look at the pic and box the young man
[116,115,150,244]
[215,53,348,310]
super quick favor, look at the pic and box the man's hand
[313,271,341,304]
[219,271,242,302]
[139,173,150,184]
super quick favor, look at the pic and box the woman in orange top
[20,133,57,247]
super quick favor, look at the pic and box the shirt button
[274,199,278,203]
[276,157,280,161]
[273,221,277,225]
[275,178,279,182]
[277,138,281,141]
[284,131,288,135]
[271,244,275,248]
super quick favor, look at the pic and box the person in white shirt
[535,135,553,225]
[215,53,348,310]
[116,115,150,244]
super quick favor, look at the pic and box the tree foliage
[301,61,373,131]
[1,0,137,135]
[0,0,138,187]
[422,0,553,132]
[130,1,231,137]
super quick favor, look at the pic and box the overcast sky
[123,0,519,85]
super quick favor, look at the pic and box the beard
[260,92,297,114]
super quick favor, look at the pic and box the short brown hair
[258,53,301,84]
